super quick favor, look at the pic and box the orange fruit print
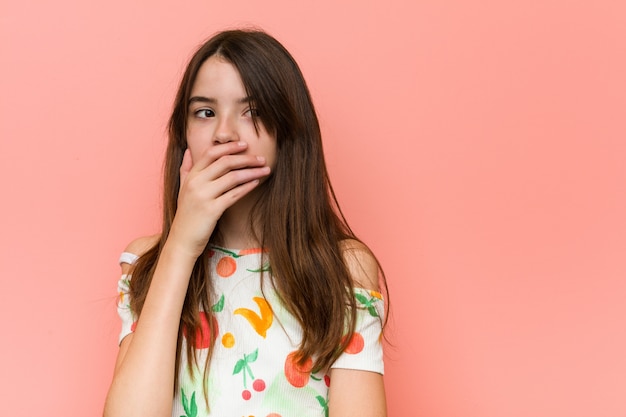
[342,332,364,354]
[216,256,237,277]
[233,297,274,338]
[284,351,313,388]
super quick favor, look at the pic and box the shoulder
[120,234,160,273]
[340,239,380,291]
[124,234,161,256]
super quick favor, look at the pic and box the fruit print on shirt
[342,332,365,354]
[180,388,198,417]
[283,351,313,388]
[182,294,225,349]
[260,370,329,417]
[234,297,274,338]
[355,290,383,318]
[116,248,384,417]
[233,348,267,401]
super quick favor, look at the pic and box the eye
[194,109,215,119]
[244,108,259,118]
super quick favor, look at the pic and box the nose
[213,116,238,144]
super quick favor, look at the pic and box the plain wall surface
[1,0,625,416]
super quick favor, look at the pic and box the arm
[104,142,270,417]
[111,234,160,377]
[104,237,197,417]
[329,241,387,417]
[329,369,387,417]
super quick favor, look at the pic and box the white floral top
[117,246,384,417]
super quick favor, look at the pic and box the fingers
[179,149,193,186]
[189,163,270,214]
[213,164,270,197]
[177,141,271,211]
[205,154,268,182]
[170,142,271,255]
[184,142,268,184]
[191,141,249,172]
[218,177,263,206]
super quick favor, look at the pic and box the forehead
[190,55,247,99]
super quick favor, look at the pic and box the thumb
[179,149,193,187]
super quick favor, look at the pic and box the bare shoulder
[124,234,160,257]
[120,234,160,274]
[340,239,380,291]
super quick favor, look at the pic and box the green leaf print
[212,247,240,258]
[355,293,380,318]
[180,388,198,417]
[247,348,259,362]
[232,349,259,388]
[211,294,225,312]
[233,359,246,375]
[316,395,329,417]
[181,389,188,414]
[355,293,369,305]
[246,262,272,273]
[189,392,197,417]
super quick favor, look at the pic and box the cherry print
[233,349,260,396]
[252,379,266,392]
[324,375,331,387]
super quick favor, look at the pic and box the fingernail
[257,156,265,162]
[238,141,247,147]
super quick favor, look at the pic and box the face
[186,55,277,170]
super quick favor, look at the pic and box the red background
[1,0,625,415]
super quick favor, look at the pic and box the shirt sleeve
[330,288,385,374]
[117,252,139,345]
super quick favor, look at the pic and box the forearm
[104,241,197,417]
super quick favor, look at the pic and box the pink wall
[1,0,625,415]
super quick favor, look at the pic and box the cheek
[263,139,278,170]
[185,130,209,162]
[185,139,200,163]
[268,148,278,170]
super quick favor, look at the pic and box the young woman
[104,29,388,417]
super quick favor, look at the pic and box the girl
[104,29,388,417]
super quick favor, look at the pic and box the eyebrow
[188,96,254,105]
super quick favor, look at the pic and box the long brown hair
[129,29,387,397]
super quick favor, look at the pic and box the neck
[216,190,261,249]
